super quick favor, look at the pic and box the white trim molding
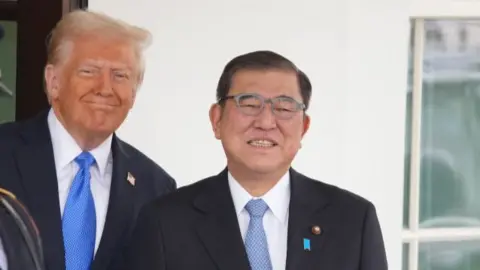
[411,0,480,18]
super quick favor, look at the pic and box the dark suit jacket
[0,110,177,270]
[124,168,388,270]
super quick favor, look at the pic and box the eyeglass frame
[217,92,306,119]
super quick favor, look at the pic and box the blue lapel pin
[303,238,311,251]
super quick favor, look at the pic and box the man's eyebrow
[275,94,295,99]
[112,66,132,71]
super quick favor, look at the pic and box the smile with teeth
[247,139,277,148]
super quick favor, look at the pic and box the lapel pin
[127,172,135,186]
[311,225,322,235]
[303,238,311,251]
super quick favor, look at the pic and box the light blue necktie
[62,151,96,270]
[244,199,273,270]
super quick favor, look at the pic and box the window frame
[0,1,17,21]
[404,6,480,268]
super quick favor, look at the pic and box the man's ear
[209,103,222,140]
[301,113,310,137]
[44,64,61,100]
[130,88,137,109]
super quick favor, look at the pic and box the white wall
[89,0,413,268]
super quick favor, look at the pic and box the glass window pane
[403,243,410,270]
[0,21,16,123]
[418,20,480,228]
[419,240,480,270]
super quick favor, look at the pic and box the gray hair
[46,9,152,90]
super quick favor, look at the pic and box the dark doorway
[0,0,88,122]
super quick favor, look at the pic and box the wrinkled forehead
[79,58,133,70]
[67,35,137,68]
[229,69,302,99]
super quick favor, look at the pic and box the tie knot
[245,199,269,218]
[74,152,95,168]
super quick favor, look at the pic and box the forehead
[229,69,301,98]
[68,35,136,68]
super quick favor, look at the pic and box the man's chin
[245,161,283,175]
[84,122,116,135]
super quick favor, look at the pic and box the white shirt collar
[228,170,290,225]
[47,108,113,178]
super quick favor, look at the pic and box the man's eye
[241,104,260,108]
[114,73,129,80]
[79,69,95,75]
[275,108,292,112]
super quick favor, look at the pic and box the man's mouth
[85,101,117,110]
[247,139,278,148]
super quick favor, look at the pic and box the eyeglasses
[218,93,306,119]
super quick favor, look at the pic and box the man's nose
[97,71,114,95]
[253,103,277,130]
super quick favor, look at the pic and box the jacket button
[311,225,322,235]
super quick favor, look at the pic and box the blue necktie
[62,152,96,270]
[244,199,273,270]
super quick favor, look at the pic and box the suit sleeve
[123,202,166,270]
[360,202,388,270]
[153,164,177,195]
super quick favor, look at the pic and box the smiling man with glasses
[124,50,388,270]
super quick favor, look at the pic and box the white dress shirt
[47,109,113,254]
[228,171,290,270]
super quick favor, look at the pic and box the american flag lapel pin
[127,172,135,186]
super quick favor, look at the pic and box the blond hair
[46,9,152,88]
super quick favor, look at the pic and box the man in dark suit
[0,10,176,270]
[124,50,387,270]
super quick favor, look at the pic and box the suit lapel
[194,169,251,270]
[286,169,331,270]
[92,137,134,270]
[14,111,66,270]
